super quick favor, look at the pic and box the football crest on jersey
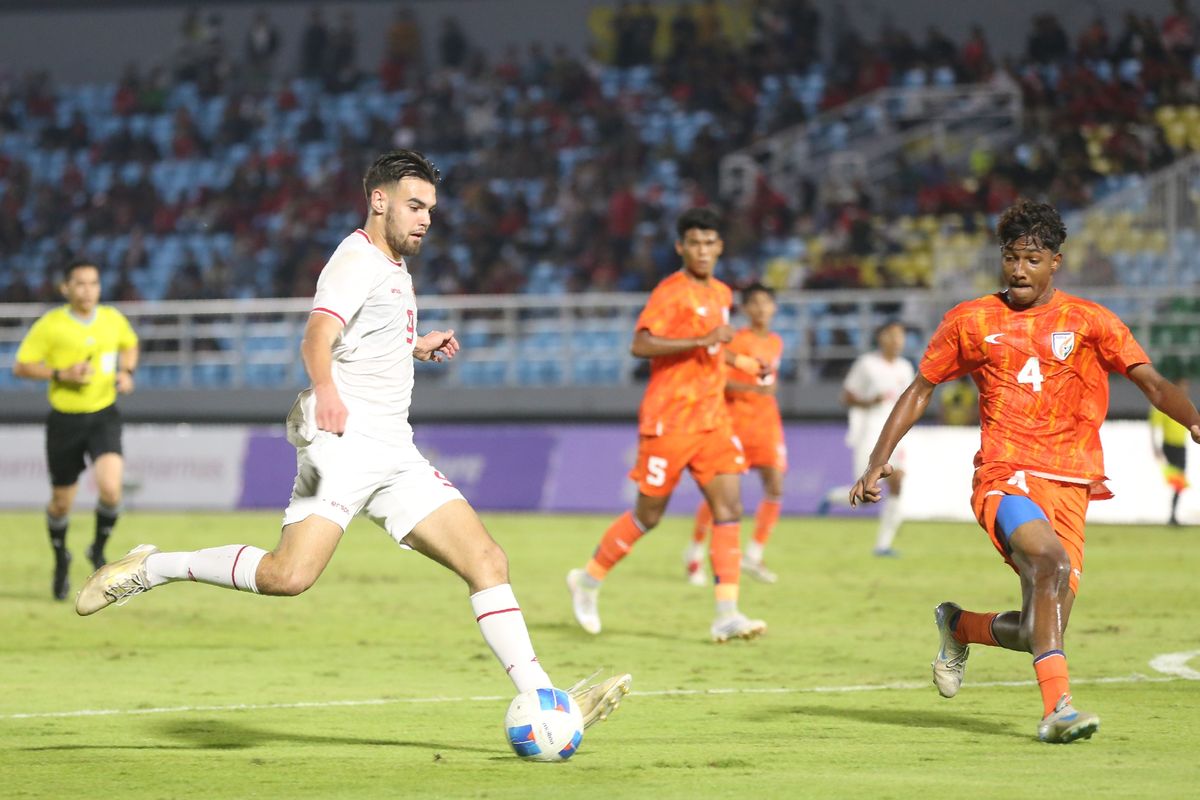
[1050,331,1075,360]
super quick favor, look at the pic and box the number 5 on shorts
[646,456,668,487]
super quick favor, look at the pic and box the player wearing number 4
[568,208,769,643]
[76,150,631,728]
[851,200,1200,743]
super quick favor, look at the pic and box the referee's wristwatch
[51,369,60,381]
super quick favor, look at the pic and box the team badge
[1050,331,1075,360]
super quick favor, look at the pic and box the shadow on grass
[529,619,695,643]
[781,703,1022,738]
[20,718,497,754]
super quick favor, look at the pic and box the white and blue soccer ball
[504,687,584,762]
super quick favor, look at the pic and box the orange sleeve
[919,306,979,384]
[1091,305,1150,375]
[635,282,680,337]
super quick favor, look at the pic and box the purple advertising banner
[238,423,873,516]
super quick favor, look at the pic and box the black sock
[94,502,120,555]
[47,512,69,559]
[1171,491,1182,523]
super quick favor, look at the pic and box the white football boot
[710,612,767,643]
[75,544,160,616]
[931,601,969,698]
[566,568,602,634]
[1038,694,1100,743]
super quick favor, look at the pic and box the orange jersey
[725,328,784,429]
[920,290,1149,484]
[636,271,733,436]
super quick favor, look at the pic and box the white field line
[0,672,1187,722]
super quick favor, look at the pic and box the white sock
[145,545,267,593]
[744,540,765,563]
[875,497,903,551]
[471,584,552,693]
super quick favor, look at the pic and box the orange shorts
[629,426,746,497]
[970,464,1090,594]
[732,418,787,471]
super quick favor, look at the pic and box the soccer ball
[504,687,584,762]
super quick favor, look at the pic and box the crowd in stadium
[2,1,1199,303]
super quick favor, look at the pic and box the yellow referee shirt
[15,305,138,414]
[1150,406,1190,448]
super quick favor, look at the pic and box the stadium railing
[2,285,1196,390]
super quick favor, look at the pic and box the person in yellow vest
[1150,372,1192,526]
[13,259,139,599]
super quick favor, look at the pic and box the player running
[687,282,787,584]
[13,259,139,598]
[567,208,769,642]
[851,200,1200,743]
[820,320,915,556]
[75,150,630,728]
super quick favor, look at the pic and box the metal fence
[3,285,1197,392]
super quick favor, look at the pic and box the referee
[13,259,139,599]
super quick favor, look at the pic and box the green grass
[1,511,1198,799]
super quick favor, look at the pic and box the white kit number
[1017,356,1044,393]
[646,456,668,487]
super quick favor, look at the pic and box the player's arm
[1128,363,1200,443]
[414,329,459,362]
[116,344,139,394]
[630,324,732,358]
[849,374,937,506]
[302,312,348,435]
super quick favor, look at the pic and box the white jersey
[843,351,915,447]
[289,229,418,447]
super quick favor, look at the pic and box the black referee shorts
[45,405,123,487]
[1164,443,1187,472]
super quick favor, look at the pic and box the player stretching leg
[688,283,787,584]
[851,201,1200,742]
[567,209,768,643]
[76,151,630,728]
[818,321,914,556]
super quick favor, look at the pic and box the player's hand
[700,325,734,347]
[314,383,348,435]
[1191,423,1200,445]
[58,361,93,385]
[116,370,135,394]
[414,329,459,363]
[849,463,894,507]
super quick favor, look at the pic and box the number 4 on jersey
[1017,356,1044,392]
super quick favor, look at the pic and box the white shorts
[853,439,907,478]
[282,430,465,546]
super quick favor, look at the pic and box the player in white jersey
[75,150,630,729]
[820,320,915,555]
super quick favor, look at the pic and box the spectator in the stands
[245,11,280,92]
[299,8,330,79]
[440,17,469,69]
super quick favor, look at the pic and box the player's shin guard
[710,521,741,612]
[471,584,552,693]
[93,501,119,560]
[47,512,69,555]
[144,545,266,593]
[585,511,645,581]
[1034,650,1071,717]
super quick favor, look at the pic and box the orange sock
[951,610,998,646]
[753,498,781,545]
[585,512,645,581]
[1034,650,1070,717]
[710,521,741,604]
[693,501,712,544]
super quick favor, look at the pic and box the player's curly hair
[676,207,722,239]
[996,200,1067,252]
[363,150,440,198]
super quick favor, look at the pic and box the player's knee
[477,539,509,585]
[273,570,317,597]
[47,499,70,517]
[635,507,663,530]
[711,499,742,521]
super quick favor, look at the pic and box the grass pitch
[1,511,1198,799]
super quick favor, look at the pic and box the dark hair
[676,207,722,239]
[63,258,99,281]
[996,200,1067,252]
[874,318,905,342]
[362,149,440,198]
[741,281,774,304]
